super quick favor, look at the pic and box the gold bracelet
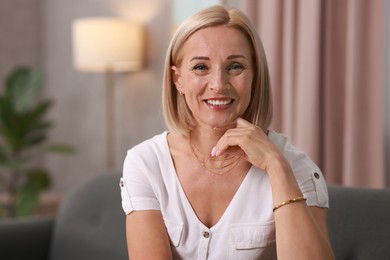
[273,196,307,212]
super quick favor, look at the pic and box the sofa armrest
[0,217,54,260]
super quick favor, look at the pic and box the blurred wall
[40,0,170,194]
[0,0,41,82]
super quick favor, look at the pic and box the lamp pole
[105,66,115,170]
[72,18,144,171]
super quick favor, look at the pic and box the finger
[211,127,250,156]
[236,117,252,127]
[212,122,237,132]
[237,118,269,135]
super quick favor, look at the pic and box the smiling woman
[171,26,253,131]
[120,5,335,260]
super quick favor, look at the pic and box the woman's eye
[193,64,208,71]
[227,63,244,71]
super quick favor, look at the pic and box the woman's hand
[211,118,283,172]
[213,118,335,260]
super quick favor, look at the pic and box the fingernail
[211,147,217,157]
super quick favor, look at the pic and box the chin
[202,114,241,130]
[209,121,237,131]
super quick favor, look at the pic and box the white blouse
[120,131,329,260]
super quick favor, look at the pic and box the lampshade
[72,18,144,72]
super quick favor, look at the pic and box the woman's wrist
[263,153,291,176]
[265,155,303,201]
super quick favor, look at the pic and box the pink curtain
[240,0,385,188]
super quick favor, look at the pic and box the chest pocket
[229,221,276,260]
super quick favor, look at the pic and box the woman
[120,5,335,260]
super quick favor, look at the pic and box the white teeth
[206,99,232,106]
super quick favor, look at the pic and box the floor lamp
[72,18,144,170]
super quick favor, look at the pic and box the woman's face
[172,26,254,130]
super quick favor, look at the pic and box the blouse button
[203,231,210,238]
[314,172,320,179]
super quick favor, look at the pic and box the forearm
[274,205,334,259]
[267,158,335,260]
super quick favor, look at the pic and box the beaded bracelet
[273,196,307,212]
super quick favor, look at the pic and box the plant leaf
[1,157,28,173]
[5,67,43,113]
[0,145,8,164]
[23,134,47,148]
[29,169,51,189]
[15,184,40,217]
[0,96,15,133]
[44,144,76,154]
[15,169,51,217]
[21,100,53,132]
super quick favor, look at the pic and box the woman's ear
[171,66,184,93]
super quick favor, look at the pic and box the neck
[188,125,245,176]
[189,126,227,157]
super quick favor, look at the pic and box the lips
[205,99,234,106]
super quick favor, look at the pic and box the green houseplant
[0,67,73,218]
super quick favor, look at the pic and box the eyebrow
[190,56,209,62]
[190,54,247,62]
[227,54,247,60]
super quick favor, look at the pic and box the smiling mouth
[205,99,234,106]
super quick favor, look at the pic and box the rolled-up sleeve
[120,148,160,215]
[265,128,329,210]
[283,141,329,208]
[120,177,160,214]
[292,166,329,208]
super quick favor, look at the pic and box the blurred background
[0,0,389,217]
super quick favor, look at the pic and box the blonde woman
[120,5,335,260]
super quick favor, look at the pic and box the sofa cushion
[328,185,390,260]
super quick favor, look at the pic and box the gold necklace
[189,133,242,175]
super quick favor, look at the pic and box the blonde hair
[162,5,272,133]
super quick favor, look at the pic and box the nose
[209,68,228,92]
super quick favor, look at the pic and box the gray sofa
[0,172,390,260]
[327,185,390,259]
[0,173,128,260]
